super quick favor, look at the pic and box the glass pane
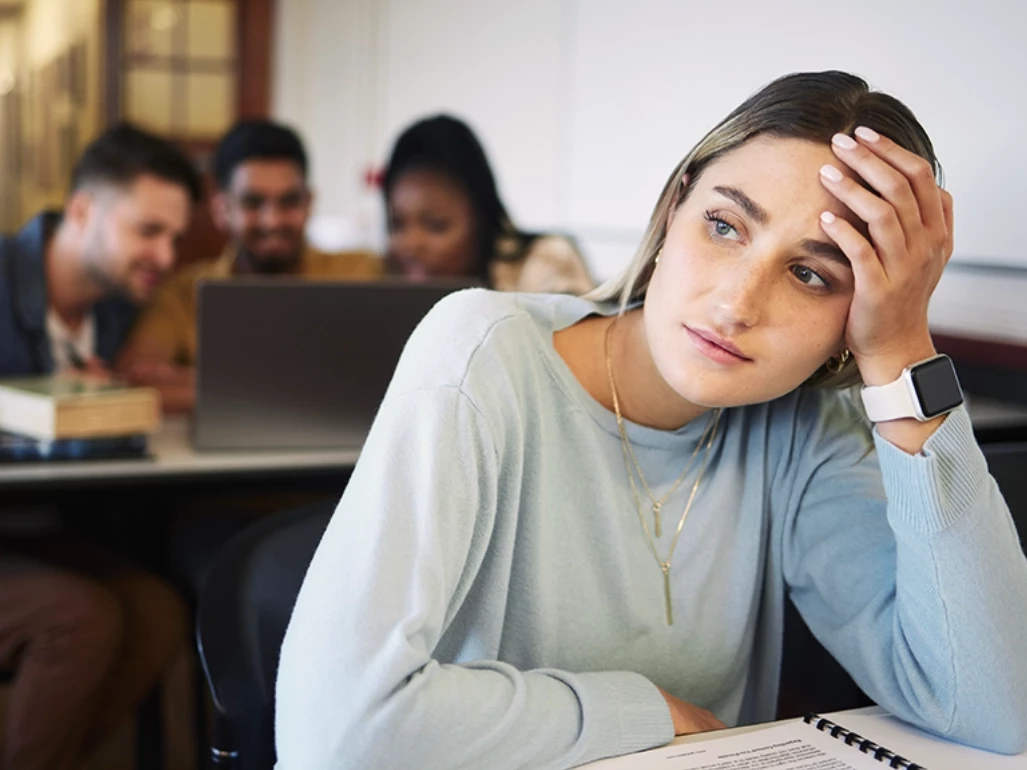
[187,1,235,60]
[185,72,234,137]
[125,0,183,60]
[124,70,173,133]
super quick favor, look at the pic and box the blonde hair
[587,71,941,389]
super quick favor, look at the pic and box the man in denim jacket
[0,123,199,376]
[0,124,200,770]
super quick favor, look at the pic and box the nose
[393,226,428,262]
[155,237,176,271]
[259,202,286,230]
[711,261,772,330]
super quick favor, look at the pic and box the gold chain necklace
[604,318,721,625]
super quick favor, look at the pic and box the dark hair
[212,119,309,190]
[383,115,518,282]
[70,123,201,203]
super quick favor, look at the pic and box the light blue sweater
[276,290,1027,769]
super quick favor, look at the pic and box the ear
[304,186,316,211]
[64,189,94,232]
[210,191,229,231]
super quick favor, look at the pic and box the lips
[684,325,753,364]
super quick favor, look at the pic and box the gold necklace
[604,318,721,625]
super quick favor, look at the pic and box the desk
[0,416,361,490]
[2,398,1024,491]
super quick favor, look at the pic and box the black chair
[195,500,334,770]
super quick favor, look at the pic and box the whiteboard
[565,0,1027,267]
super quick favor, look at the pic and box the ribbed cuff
[569,670,674,763]
[873,406,989,534]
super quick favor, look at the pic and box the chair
[195,500,334,770]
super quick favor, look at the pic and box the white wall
[274,0,1027,281]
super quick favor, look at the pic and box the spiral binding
[803,714,926,770]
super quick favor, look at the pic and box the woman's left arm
[789,133,1027,753]
[783,398,1027,754]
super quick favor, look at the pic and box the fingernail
[819,164,843,183]
[820,211,836,225]
[832,133,858,150]
[855,126,880,142]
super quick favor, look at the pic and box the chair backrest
[195,500,334,770]
[982,441,1027,546]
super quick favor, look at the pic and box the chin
[658,361,778,410]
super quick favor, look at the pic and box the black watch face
[910,355,963,418]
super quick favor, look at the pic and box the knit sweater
[276,290,1027,769]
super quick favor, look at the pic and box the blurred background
[0,1,1025,292]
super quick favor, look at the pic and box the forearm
[276,635,672,769]
[877,407,1027,752]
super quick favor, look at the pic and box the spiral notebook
[584,706,1025,769]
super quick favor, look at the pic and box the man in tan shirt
[119,120,382,411]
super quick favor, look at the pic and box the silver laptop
[194,278,473,450]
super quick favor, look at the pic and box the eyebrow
[713,186,769,225]
[712,184,852,270]
[800,238,851,269]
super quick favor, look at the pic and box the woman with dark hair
[383,114,593,293]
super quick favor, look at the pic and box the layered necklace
[604,319,721,625]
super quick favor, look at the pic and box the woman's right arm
[274,383,673,770]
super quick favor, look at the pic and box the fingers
[829,132,923,236]
[828,128,947,244]
[818,210,886,293]
[850,126,947,235]
[940,188,955,260]
[819,162,907,271]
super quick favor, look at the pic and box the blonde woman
[276,71,1027,769]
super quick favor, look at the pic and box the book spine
[803,714,924,770]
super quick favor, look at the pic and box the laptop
[194,278,473,450]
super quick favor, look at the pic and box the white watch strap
[860,374,918,422]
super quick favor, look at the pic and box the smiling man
[118,119,383,412]
[0,123,200,376]
[0,122,198,770]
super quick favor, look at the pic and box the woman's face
[387,170,478,279]
[644,136,863,408]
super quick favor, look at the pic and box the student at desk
[0,124,198,770]
[383,114,594,294]
[277,72,1027,769]
[118,119,384,413]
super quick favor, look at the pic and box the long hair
[382,115,519,284]
[587,71,941,388]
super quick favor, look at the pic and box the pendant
[661,562,673,625]
[653,501,662,537]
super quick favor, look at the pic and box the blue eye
[703,210,740,241]
[792,265,828,288]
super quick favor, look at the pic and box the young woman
[276,71,1027,769]
[382,114,594,294]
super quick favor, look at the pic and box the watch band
[860,374,919,422]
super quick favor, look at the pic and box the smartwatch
[860,354,963,423]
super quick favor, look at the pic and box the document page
[584,720,897,769]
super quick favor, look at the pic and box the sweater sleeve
[780,395,1027,754]
[274,383,672,770]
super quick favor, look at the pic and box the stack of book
[0,376,161,463]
